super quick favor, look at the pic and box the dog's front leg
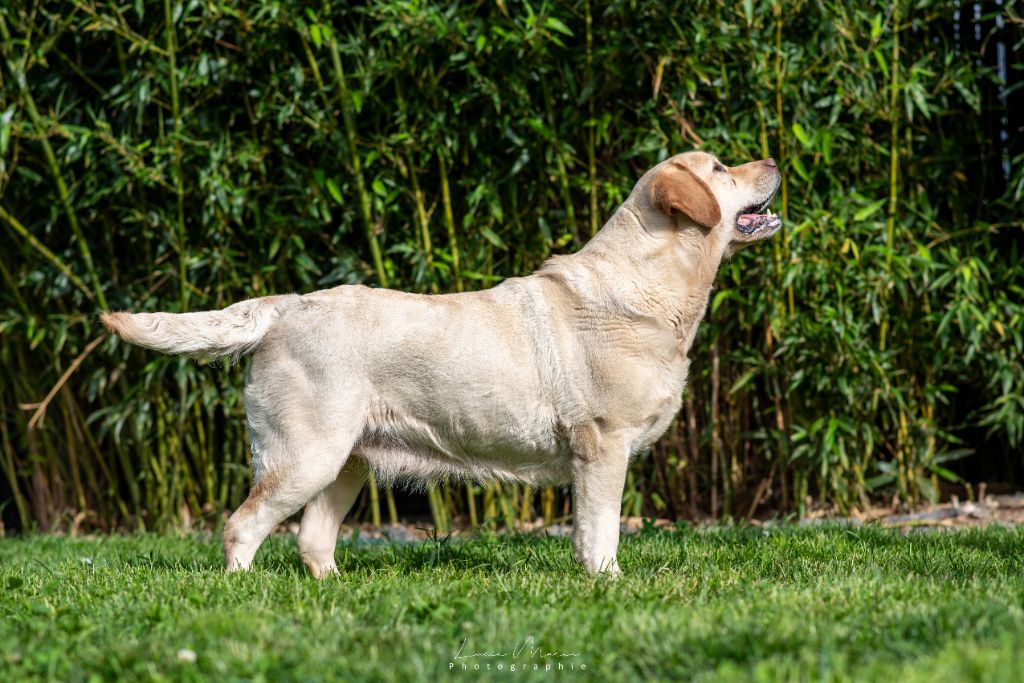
[571,432,629,575]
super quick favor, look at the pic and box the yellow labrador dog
[102,151,780,576]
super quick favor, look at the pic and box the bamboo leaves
[0,0,1021,531]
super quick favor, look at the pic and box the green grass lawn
[1,525,1023,682]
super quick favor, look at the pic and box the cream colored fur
[102,151,781,576]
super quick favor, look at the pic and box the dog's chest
[627,362,688,455]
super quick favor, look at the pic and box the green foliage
[2,528,1024,681]
[0,1,1022,530]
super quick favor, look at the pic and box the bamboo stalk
[10,348,56,530]
[761,64,794,512]
[385,485,398,526]
[193,401,214,509]
[495,483,515,530]
[882,3,910,502]
[684,391,701,517]
[584,0,599,236]
[483,484,497,528]
[438,154,462,292]
[880,2,901,353]
[409,163,439,293]
[772,1,794,319]
[393,78,439,293]
[65,389,118,524]
[0,393,31,530]
[297,29,330,108]
[540,74,580,246]
[164,0,188,309]
[519,486,533,523]
[0,251,29,315]
[113,434,143,529]
[466,484,478,528]
[325,17,386,286]
[443,478,454,529]
[154,394,170,525]
[428,485,448,532]
[60,395,89,516]
[709,358,720,517]
[368,480,381,527]
[26,425,54,530]
[426,485,440,530]
[0,206,95,301]
[711,340,729,516]
[0,16,108,311]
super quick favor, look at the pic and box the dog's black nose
[763,158,777,168]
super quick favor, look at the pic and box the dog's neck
[541,205,722,355]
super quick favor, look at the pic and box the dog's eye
[713,163,727,173]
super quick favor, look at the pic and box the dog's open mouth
[736,197,781,235]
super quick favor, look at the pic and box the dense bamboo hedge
[1,1,1022,532]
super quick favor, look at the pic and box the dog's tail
[100,294,301,360]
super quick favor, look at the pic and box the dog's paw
[301,554,339,579]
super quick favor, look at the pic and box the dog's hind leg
[223,434,357,573]
[296,456,369,578]
[225,339,371,573]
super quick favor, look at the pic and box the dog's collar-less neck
[622,205,651,236]
[550,211,718,360]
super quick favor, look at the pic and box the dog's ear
[649,162,722,228]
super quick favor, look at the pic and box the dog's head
[636,151,781,257]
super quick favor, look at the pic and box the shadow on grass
[112,525,1024,579]
[115,531,581,577]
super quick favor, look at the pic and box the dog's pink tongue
[737,214,756,227]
